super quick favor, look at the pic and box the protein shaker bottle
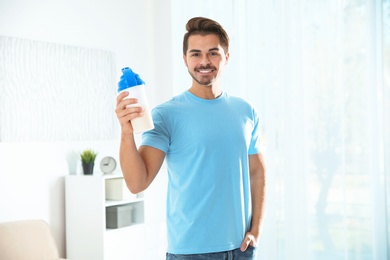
[118,67,154,134]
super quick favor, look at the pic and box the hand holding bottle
[115,67,154,134]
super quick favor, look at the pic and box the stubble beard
[188,67,216,87]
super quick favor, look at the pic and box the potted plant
[80,149,97,175]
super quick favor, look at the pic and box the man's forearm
[240,154,266,251]
[119,133,148,194]
[249,153,267,239]
[250,170,266,237]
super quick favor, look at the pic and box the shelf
[105,197,144,207]
[65,174,145,259]
[102,173,124,180]
[106,222,144,232]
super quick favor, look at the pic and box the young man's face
[183,34,229,87]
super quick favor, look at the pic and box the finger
[122,100,140,111]
[115,99,139,114]
[117,108,143,133]
[117,106,143,121]
[116,91,129,105]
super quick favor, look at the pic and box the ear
[225,52,230,65]
[183,54,188,66]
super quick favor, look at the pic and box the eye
[191,53,200,57]
[209,52,219,56]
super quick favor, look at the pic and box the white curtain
[171,0,390,259]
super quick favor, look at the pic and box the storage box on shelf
[105,177,137,200]
[65,174,145,260]
[106,204,133,228]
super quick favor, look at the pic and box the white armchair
[0,219,65,260]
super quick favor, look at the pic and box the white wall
[0,0,170,258]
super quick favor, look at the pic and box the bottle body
[119,84,154,134]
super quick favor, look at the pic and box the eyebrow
[188,47,220,53]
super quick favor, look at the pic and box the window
[171,1,390,259]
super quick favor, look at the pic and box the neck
[189,82,222,100]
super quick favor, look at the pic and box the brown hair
[183,17,230,55]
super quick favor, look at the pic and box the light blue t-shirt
[141,90,261,254]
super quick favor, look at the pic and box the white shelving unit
[65,174,145,260]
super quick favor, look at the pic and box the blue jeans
[166,246,257,259]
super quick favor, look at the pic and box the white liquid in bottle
[119,84,154,134]
[118,67,154,134]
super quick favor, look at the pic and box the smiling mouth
[198,69,212,74]
[196,67,215,74]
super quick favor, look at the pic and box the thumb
[240,237,251,252]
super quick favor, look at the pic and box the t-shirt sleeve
[141,108,170,153]
[248,108,261,155]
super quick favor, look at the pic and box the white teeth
[199,70,212,73]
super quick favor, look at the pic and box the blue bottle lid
[118,67,145,92]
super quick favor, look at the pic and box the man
[115,17,266,260]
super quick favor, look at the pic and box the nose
[200,55,211,66]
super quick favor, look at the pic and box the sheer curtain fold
[384,0,390,255]
[170,0,389,259]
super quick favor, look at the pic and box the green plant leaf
[80,149,97,164]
